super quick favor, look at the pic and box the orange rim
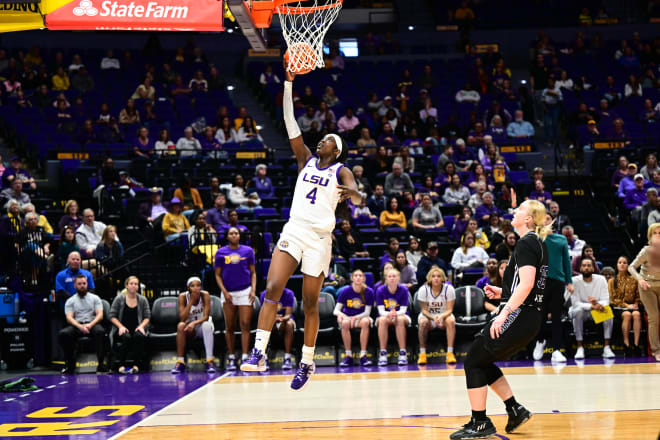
[276,0,342,15]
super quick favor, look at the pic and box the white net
[277,0,342,73]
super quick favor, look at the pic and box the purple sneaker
[290,362,315,391]
[360,355,373,366]
[206,360,217,374]
[282,357,293,370]
[226,357,237,371]
[339,355,353,368]
[240,348,267,372]
[170,362,185,374]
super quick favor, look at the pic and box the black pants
[536,277,565,350]
[114,331,147,368]
[58,324,105,366]
[464,306,542,389]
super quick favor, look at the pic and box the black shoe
[96,364,109,374]
[633,345,642,357]
[450,417,496,439]
[505,404,532,433]
[624,345,632,357]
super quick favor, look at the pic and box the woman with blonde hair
[95,225,124,272]
[58,199,82,231]
[375,268,410,366]
[334,270,375,367]
[416,267,457,365]
[628,223,660,362]
[451,200,551,439]
[109,276,151,374]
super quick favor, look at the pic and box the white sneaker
[551,350,567,363]
[602,346,615,358]
[533,340,546,361]
[574,347,585,359]
[378,353,388,366]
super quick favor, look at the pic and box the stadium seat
[453,286,490,333]
[149,297,180,348]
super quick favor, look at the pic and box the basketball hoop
[277,0,342,73]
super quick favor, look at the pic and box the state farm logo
[70,1,190,19]
[73,0,98,16]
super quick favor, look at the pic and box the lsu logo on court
[224,254,246,264]
[279,240,289,249]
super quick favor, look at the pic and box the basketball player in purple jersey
[241,62,362,391]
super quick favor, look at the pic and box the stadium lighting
[521,80,527,84]
[227,85,235,91]
[227,28,234,33]
[256,125,263,130]
[408,25,414,31]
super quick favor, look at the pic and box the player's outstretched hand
[337,185,359,203]
[484,284,502,299]
[284,58,296,82]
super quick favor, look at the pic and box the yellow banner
[0,2,44,33]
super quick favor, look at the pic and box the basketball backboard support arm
[226,0,268,51]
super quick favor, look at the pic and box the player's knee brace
[485,364,503,386]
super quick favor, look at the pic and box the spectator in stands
[608,256,642,357]
[406,236,423,271]
[212,116,235,146]
[55,251,95,299]
[58,274,106,374]
[571,245,601,276]
[173,177,203,212]
[118,99,140,126]
[251,164,274,198]
[175,127,202,158]
[170,74,192,97]
[455,82,480,104]
[416,241,448,282]
[542,77,562,140]
[32,85,50,108]
[476,258,500,290]
[162,198,190,242]
[356,128,376,149]
[548,200,571,231]
[188,70,208,92]
[95,225,124,272]
[51,66,70,91]
[215,227,256,370]
[352,196,377,222]
[297,106,318,133]
[235,116,262,143]
[21,203,51,234]
[394,251,417,291]
[152,128,175,156]
[322,86,340,107]
[451,231,489,273]
[228,174,249,207]
[384,163,414,198]
[617,162,641,199]
[624,174,648,217]
[2,156,35,190]
[475,192,500,227]
[58,200,82,231]
[628,226,660,362]
[507,110,535,139]
[483,101,512,128]
[137,187,168,227]
[486,116,506,141]
[493,228,516,259]
[452,143,474,174]
[335,219,369,260]
[76,209,107,258]
[351,165,371,197]
[68,54,84,72]
[570,257,615,359]
[55,225,80,270]
[467,183,486,210]
[640,98,659,123]
[380,237,401,267]
[132,126,154,160]
[171,277,216,374]
[467,163,494,192]
[527,180,552,205]
[467,122,486,147]
[443,174,470,206]
[393,146,415,173]
[259,64,280,87]
[109,276,150,374]
[562,225,586,258]
[377,122,401,147]
[379,197,406,230]
[1,179,30,209]
[0,199,22,238]
[100,49,120,70]
[411,194,443,232]
[624,74,642,98]
[376,268,410,366]
[415,266,457,365]
[315,101,336,125]
[462,216,490,249]
[219,210,248,236]
[205,194,229,233]
[606,118,630,142]
[71,66,94,93]
[641,154,660,181]
[378,96,400,118]
[368,184,387,217]
[334,270,374,367]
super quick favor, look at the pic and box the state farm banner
[46,0,224,31]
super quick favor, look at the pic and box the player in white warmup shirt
[241,62,362,391]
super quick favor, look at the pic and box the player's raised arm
[283,65,312,171]
[338,166,363,205]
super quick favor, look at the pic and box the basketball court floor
[1,358,658,439]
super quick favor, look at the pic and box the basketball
[284,42,316,75]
